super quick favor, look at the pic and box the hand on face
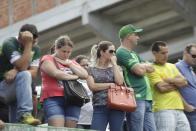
[19,31,34,47]
[110,55,117,65]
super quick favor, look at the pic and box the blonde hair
[90,41,113,66]
[90,44,98,66]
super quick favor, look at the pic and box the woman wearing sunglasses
[87,41,125,131]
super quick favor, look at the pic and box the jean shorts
[43,96,81,121]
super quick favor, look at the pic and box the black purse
[53,57,90,107]
[62,80,90,106]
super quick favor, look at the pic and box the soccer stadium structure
[0,0,196,61]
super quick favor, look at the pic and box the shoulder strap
[53,57,60,70]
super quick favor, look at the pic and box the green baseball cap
[119,24,143,39]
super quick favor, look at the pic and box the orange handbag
[107,84,137,112]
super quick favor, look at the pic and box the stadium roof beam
[82,13,121,45]
[167,0,196,26]
[135,10,179,30]
[102,0,152,15]
[111,0,172,24]
[140,20,191,43]
[73,37,100,53]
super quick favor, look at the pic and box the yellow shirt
[147,63,184,112]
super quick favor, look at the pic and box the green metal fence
[1,123,96,131]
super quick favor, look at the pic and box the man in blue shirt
[176,44,196,131]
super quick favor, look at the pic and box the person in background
[75,55,93,129]
[0,24,41,125]
[116,24,156,131]
[39,35,88,128]
[147,41,190,131]
[176,44,196,131]
[87,41,125,131]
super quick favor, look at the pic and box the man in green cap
[116,24,156,131]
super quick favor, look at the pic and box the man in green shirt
[116,24,156,131]
[0,24,41,125]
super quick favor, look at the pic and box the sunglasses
[191,54,196,58]
[108,50,116,54]
[189,53,196,58]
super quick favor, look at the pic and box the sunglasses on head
[109,50,116,54]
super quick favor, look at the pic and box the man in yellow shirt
[147,41,190,131]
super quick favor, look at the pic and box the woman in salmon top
[39,35,88,127]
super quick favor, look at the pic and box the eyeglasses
[189,52,196,58]
[108,50,116,54]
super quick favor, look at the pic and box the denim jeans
[154,110,190,131]
[185,111,196,131]
[91,105,125,131]
[126,100,156,131]
[43,96,81,122]
[0,71,33,122]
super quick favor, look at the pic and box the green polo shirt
[116,47,152,100]
[0,37,41,81]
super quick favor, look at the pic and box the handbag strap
[53,56,60,70]
[123,79,127,87]
[52,57,66,87]
[122,78,134,92]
